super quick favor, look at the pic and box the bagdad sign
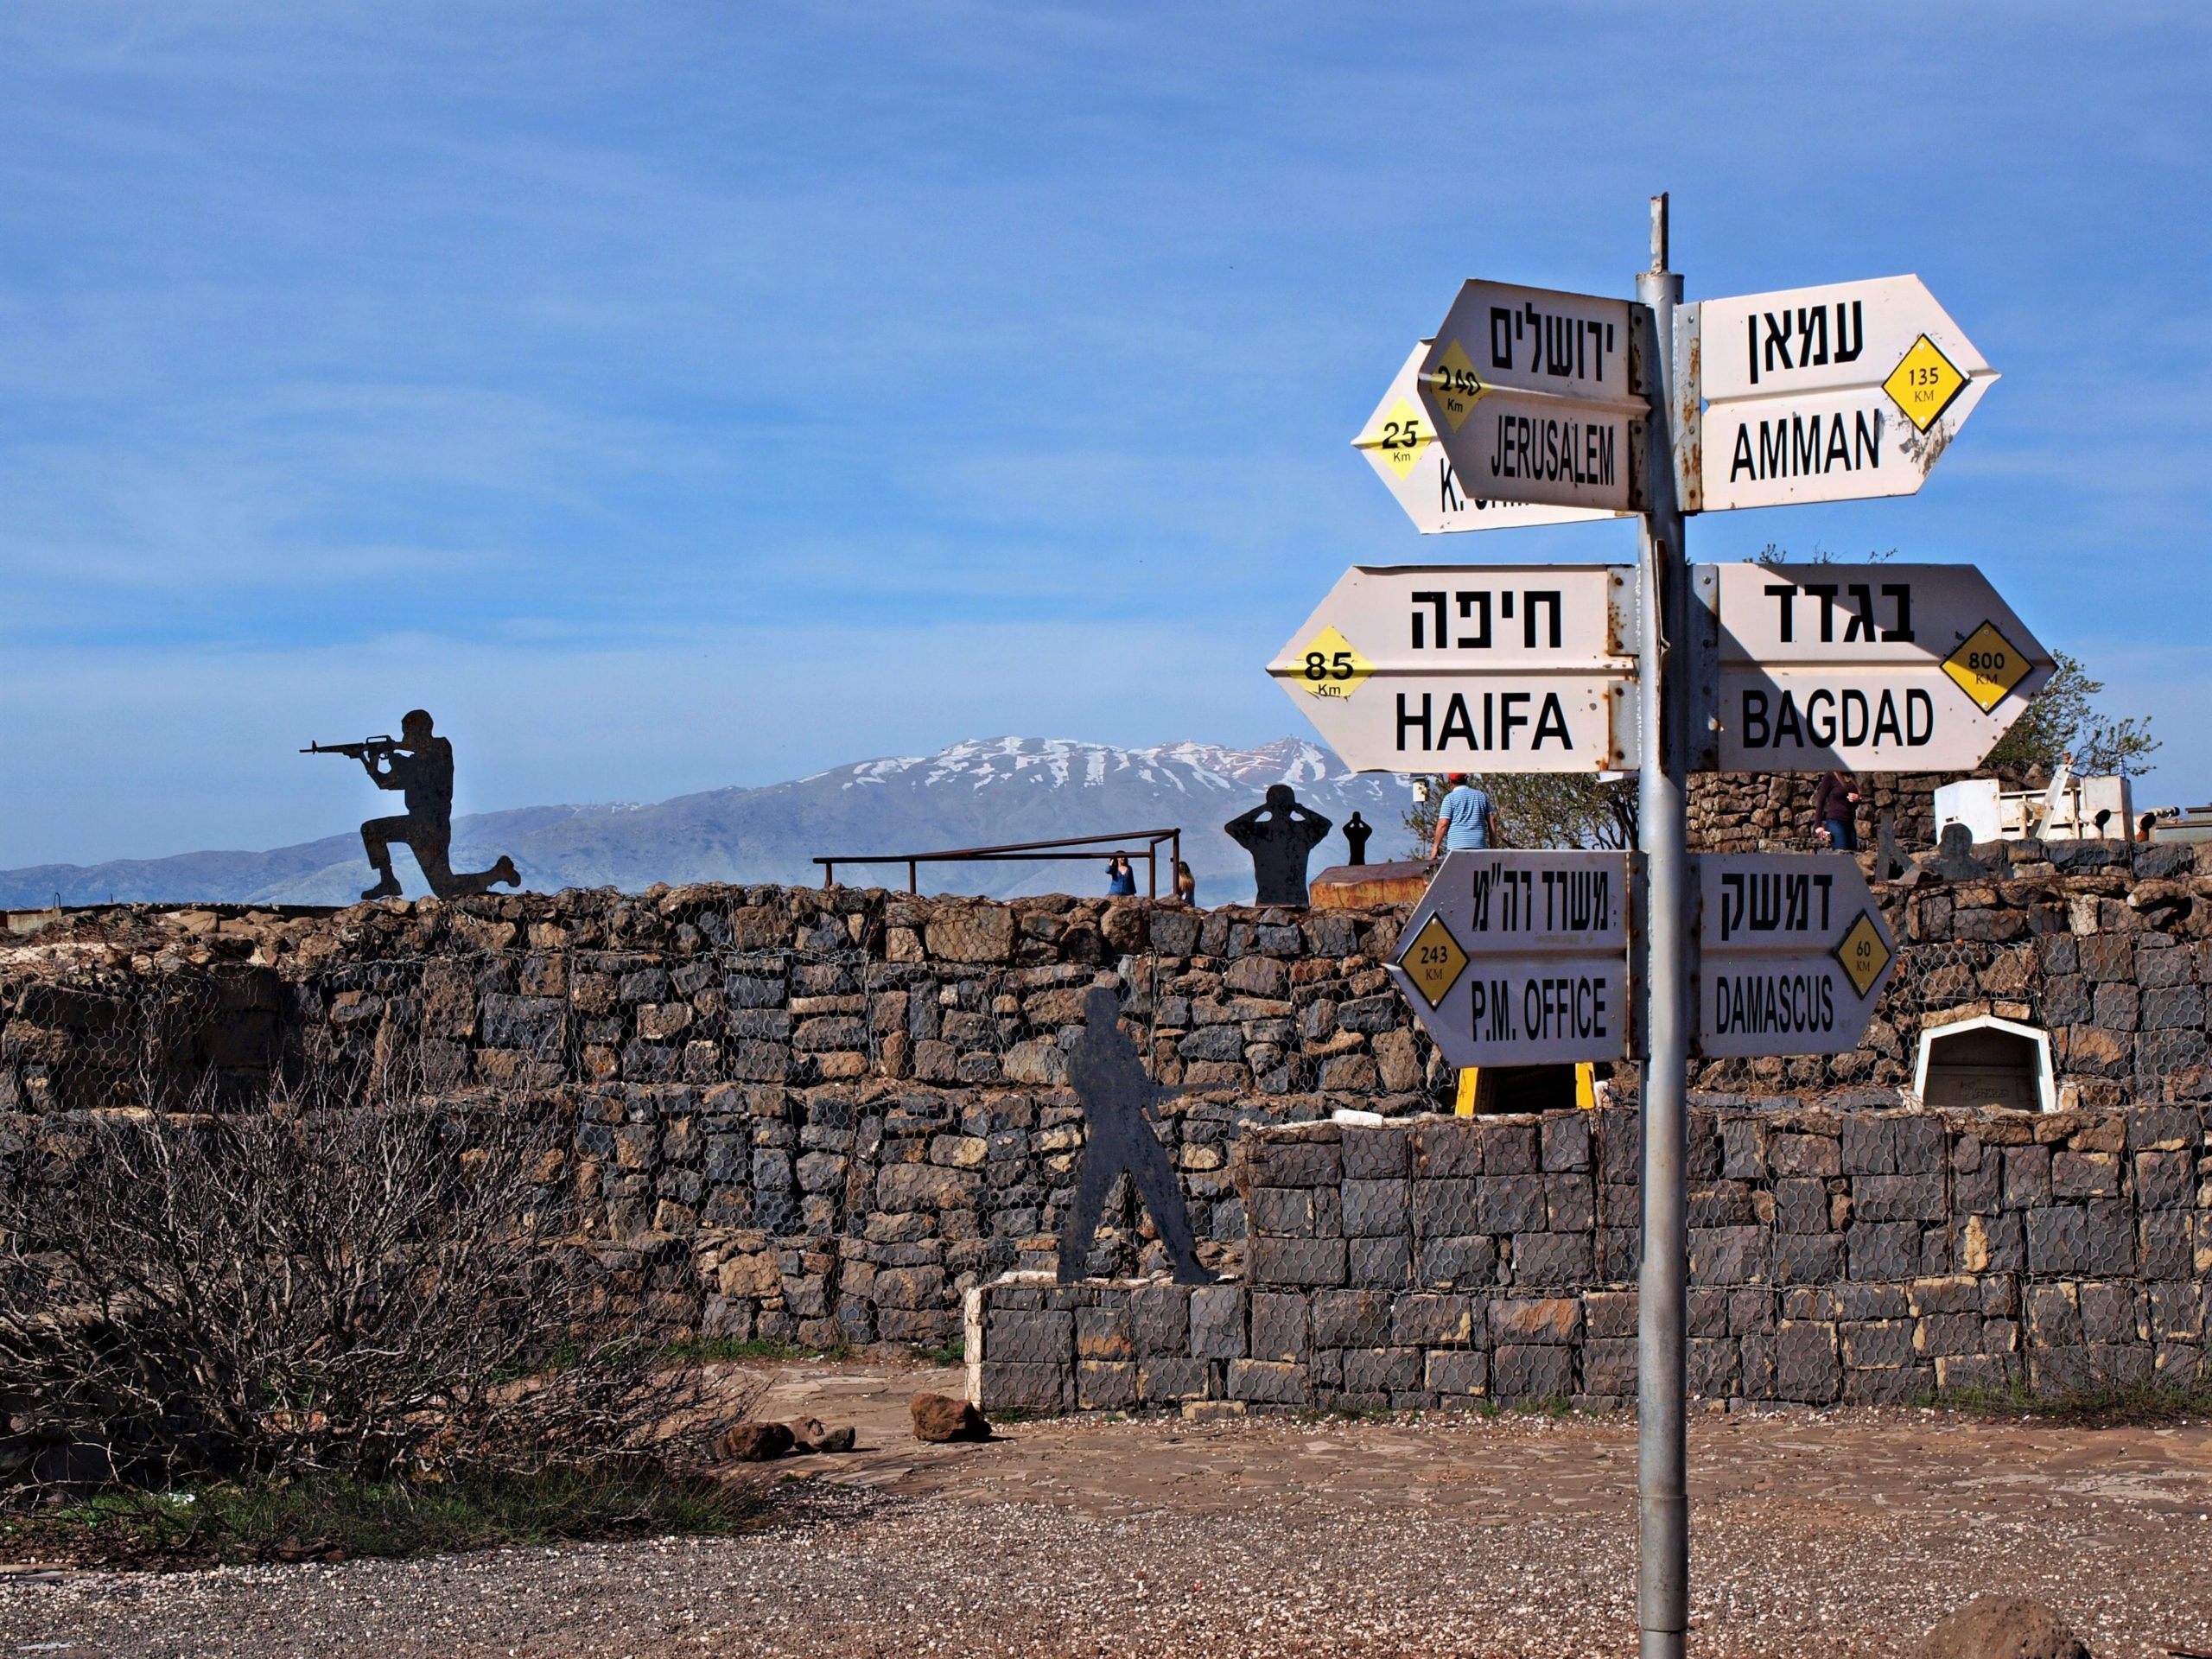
[1694,853,1897,1058]
[1698,562,2052,772]
[1269,563,1640,773]
[1388,849,1637,1068]
[1414,282,1647,514]
[1688,276,1997,513]
[1354,343,1627,535]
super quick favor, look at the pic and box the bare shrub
[0,1057,759,1497]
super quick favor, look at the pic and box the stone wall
[9,846,2212,1347]
[0,887,1421,1350]
[1687,771,1942,854]
[13,840,2212,1116]
[1825,837,2212,1111]
[970,1104,2212,1411]
[0,888,1425,1115]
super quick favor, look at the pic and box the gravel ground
[5,1369,2211,1658]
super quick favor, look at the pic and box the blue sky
[2,2,2206,867]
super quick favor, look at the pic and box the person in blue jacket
[1104,855,1137,896]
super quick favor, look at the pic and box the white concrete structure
[1913,1013,2056,1113]
[1933,773,2133,844]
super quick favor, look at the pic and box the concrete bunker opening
[1913,1014,2056,1113]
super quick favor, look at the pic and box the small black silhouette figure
[320,709,520,901]
[1343,811,1373,867]
[1224,784,1332,906]
[1058,986,1212,1286]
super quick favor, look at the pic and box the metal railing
[815,828,1183,898]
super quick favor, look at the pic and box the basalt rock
[909,1391,989,1443]
[716,1421,794,1462]
[785,1415,857,1453]
[1917,1597,2089,1659]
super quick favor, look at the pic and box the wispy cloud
[0,3,2206,855]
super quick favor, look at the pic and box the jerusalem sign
[1414,282,1647,513]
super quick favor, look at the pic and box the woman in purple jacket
[1815,769,1859,853]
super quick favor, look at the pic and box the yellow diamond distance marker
[1883,334,1968,433]
[1401,913,1468,1009]
[1289,625,1374,701]
[1834,910,1892,1000]
[1422,338,1487,432]
[1353,397,1431,479]
[1942,621,2030,714]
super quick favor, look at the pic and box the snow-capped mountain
[0,738,1417,908]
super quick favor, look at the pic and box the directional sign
[1415,282,1646,513]
[1691,276,1997,512]
[1270,564,1639,773]
[1388,850,1636,1067]
[1694,853,1897,1058]
[1354,343,1628,535]
[1701,562,2052,772]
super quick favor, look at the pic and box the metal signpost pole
[1634,192,1689,1659]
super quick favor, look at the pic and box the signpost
[1699,562,2053,772]
[1355,343,1628,534]
[1414,281,1647,514]
[1694,853,1897,1057]
[1319,200,2013,1659]
[1266,563,1639,772]
[1386,849,1635,1067]
[1689,276,1997,512]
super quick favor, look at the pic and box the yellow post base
[1452,1064,1597,1116]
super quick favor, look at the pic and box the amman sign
[1414,281,1647,514]
[1269,563,1640,773]
[1700,562,2052,773]
[1388,849,1637,1068]
[1353,342,1627,535]
[1694,853,1897,1058]
[1689,276,1997,513]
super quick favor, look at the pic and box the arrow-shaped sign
[1689,276,1997,513]
[1694,852,1897,1058]
[1270,564,1641,774]
[1414,281,1648,514]
[1698,562,2052,773]
[1354,343,1628,534]
[1388,849,1638,1068]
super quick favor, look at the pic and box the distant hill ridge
[0,737,1410,908]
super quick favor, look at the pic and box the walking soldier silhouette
[1057,986,1214,1286]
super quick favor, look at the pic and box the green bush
[0,1463,770,1569]
[1922,1376,2212,1426]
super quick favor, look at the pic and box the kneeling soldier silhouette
[308,709,520,901]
